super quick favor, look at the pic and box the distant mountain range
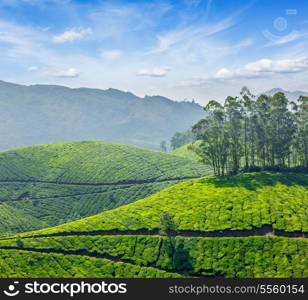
[263,88,308,101]
[0,80,204,151]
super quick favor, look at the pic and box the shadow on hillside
[162,238,194,274]
[172,241,194,273]
[202,172,308,191]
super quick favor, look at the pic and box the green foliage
[0,141,209,183]
[159,212,177,236]
[170,129,196,150]
[192,88,307,175]
[171,141,201,162]
[293,96,308,168]
[0,149,305,278]
[18,172,306,237]
[0,141,210,234]
[15,238,24,248]
[160,141,167,152]
[0,249,182,278]
[0,204,46,233]
[0,236,306,278]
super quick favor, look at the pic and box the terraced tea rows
[0,172,306,278]
[0,234,306,278]
[0,181,179,229]
[0,249,182,278]
[0,141,209,183]
[0,204,45,233]
[0,141,211,233]
[18,172,307,237]
[171,141,200,162]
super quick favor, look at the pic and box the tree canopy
[191,87,308,176]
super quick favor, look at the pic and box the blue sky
[0,0,308,103]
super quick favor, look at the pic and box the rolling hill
[0,172,306,278]
[0,141,211,234]
[0,80,204,150]
[171,141,201,162]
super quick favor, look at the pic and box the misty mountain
[263,88,308,101]
[0,80,204,151]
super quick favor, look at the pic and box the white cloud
[213,57,308,80]
[147,18,235,55]
[177,57,308,91]
[50,67,80,78]
[52,28,92,43]
[244,58,308,73]
[137,67,170,77]
[0,20,51,60]
[0,20,42,46]
[263,30,306,46]
[28,66,38,71]
[147,29,190,54]
[215,68,232,78]
[272,31,302,45]
[1,2,307,103]
[146,7,244,55]
[100,50,122,61]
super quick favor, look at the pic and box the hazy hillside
[0,80,204,150]
[264,88,308,101]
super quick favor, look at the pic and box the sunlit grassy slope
[0,236,306,278]
[0,249,182,278]
[170,141,200,162]
[23,172,307,235]
[0,172,306,278]
[0,141,210,233]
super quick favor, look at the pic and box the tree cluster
[170,129,196,150]
[191,87,308,176]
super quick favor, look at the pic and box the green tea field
[0,141,211,234]
[171,141,200,162]
[0,172,306,278]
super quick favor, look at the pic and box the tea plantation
[0,172,306,278]
[0,141,210,234]
[0,236,306,277]
[17,172,307,236]
[0,249,182,278]
[171,141,200,162]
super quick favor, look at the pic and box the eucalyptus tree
[160,140,167,152]
[191,88,306,176]
[224,96,243,174]
[268,92,296,167]
[192,100,229,176]
[293,96,308,168]
[240,87,257,168]
[255,94,271,168]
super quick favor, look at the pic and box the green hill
[0,141,210,234]
[0,204,46,233]
[0,172,306,278]
[21,172,307,234]
[171,141,201,162]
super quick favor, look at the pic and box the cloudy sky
[0,0,308,104]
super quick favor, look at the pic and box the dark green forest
[191,88,308,176]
